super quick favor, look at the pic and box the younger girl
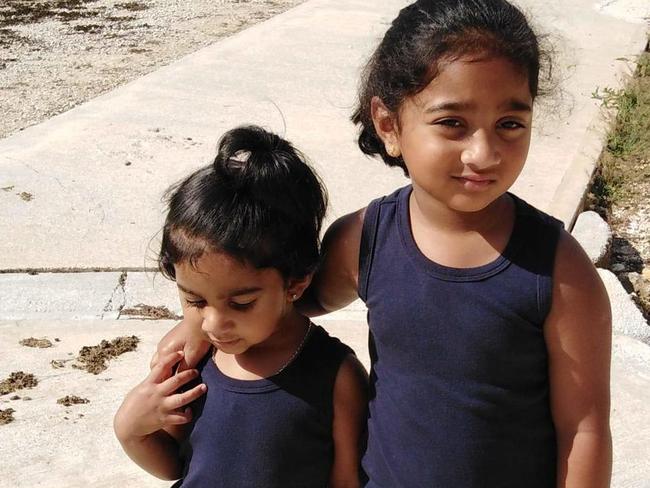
[156,1,612,486]
[114,125,368,487]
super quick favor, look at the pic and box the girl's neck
[410,186,511,235]
[215,310,310,381]
[409,187,516,269]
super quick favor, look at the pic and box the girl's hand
[150,316,211,372]
[115,351,206,441]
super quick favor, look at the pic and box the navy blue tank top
[359,185,563,487]
[174,324,353,488]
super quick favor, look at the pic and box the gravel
[0,0,305,140]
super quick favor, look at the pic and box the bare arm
[152,298,211,371]
[298,208,365,316]
[329,354,369,488]
[114,351,207,480]
[545,231,612,488]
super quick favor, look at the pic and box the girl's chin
[213,338,245,352]
[445,195,499,214]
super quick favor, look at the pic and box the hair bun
[213,125,286,185]
[212,125,324,223]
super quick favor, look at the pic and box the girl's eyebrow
[425,101,474,113]
[176,283,262,298]
[228,286,263,297]
[498,98,532,112]
[424,99,532,113]
[176,282,201,297]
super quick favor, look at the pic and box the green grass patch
[589,49,650,211]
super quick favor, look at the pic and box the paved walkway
[1,0,649,486]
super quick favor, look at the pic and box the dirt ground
[0,0,305,140]
[0,371,38,395]
[74,335,139,373]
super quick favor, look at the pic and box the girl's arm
[114,351,207,480]
[330,354,369,488]
[152,300,211,371]
[544,230,612,488]
[298,208,366,316]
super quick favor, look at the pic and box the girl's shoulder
[321,186,410,269]
[510,193,564,232]
[313,207,367,312]
[507,193,566,272]
[300,324,355,367]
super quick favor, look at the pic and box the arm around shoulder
[330,354,369,488]
[152,306,211,371]
[544,230,612,488]
[299,208,366,316]
[114,351,207,481]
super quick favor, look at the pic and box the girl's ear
[370,96,401,158]
[286,273,313,303]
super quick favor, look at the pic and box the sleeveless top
[359,185,563,488]
[173,324,353,488]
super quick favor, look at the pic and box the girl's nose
[460,130,500,170]
[200,306,233,334]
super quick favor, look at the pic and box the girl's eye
[185,298,206,309]
[230,300,255,311]
[499,120,526,130]
[435,118,463,129]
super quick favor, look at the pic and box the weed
[57,395,90,406]
[0,28,31,48]
[120,303,181,320]
[115,2,148,12]
[73,336,139,374]
[589,51,650,209]
[0,408,16,425]
[0,0,101,27]
[73,23,103,34]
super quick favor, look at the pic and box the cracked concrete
[0,272,123,320]
[102,272,127,320]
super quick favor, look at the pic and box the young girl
[114,125,368,487]
[156,1,612,486]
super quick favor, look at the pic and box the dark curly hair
[158,125,327,281]
[352,0,551,176]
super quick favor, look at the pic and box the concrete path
[0,0,646,271]
[0,0,649,486]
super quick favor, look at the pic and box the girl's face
[377,56,533,213]
[174,251,300,355]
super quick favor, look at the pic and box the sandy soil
[0,0,305,140]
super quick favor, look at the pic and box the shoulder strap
[510,194,564,322]
[358,195,384,302]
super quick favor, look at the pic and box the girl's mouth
[212,337,241,347]
[453,175,495,191]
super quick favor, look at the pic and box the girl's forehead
[175,251,284,293]
[419,56,531,102]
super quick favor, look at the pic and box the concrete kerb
[548,26,649,230]
[600,269,650,344]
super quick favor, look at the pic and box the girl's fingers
[164,383,207,411]
[160,368,200,395]
[165,407,194,426]
[149,351,160,369]
[148,350,184,383]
